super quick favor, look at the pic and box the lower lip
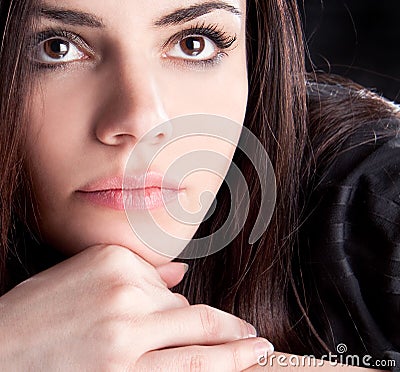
[76,188,182,211]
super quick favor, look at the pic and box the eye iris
[44,39,69,59]
[180,37,205,56]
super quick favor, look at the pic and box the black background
[298,0,400,102]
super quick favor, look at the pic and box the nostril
[149,131,166,145]
[102,132,139,146]
[147,122,173,145]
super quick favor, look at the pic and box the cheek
[26,71,107,186]
[24,78,100,236]
[28,75,96,144]
[162,53,248,124]
[26,88,81,195]
[22,41,247,262]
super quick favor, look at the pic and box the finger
[89,245,187,289]
[137,304,258,352]
[135,337,274,372]
[156,262,189,288]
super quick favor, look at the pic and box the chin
[42,217,177,268]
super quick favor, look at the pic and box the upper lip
[78,171,183,192]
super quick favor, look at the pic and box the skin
[0,0,275,370]
[1,0,385,370]
[26,0,248,266]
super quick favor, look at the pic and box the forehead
[37,0,246,28]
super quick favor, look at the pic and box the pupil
[182,37,204,56]
[45,39,69,59]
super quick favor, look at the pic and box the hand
[0,244,273,371]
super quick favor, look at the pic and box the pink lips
[76,172,184,211]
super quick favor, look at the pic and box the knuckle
[229,345,242,372]
[182,352,208,372]
[95,246,141,284]
[196,305,222,340]
[104,284,136,313]
[106,280,170,316]
[100,245,133,267]
[174,293,190,306]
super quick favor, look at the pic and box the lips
[76,171,184,210]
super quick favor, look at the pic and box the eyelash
[28,23,237,71]
[163,22,237,68]
[28,29,93,70]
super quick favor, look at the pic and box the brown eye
[179,37,205,57]
[166,35,217,62]
[43,39,70,59]
[33,36,86,64]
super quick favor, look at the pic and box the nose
[94,61,171,147]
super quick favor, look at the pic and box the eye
[30,36,89,65]
[166,35,218,61]
[27,29,95,70]
[161,23,237,67]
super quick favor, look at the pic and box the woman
[0,0,399,371]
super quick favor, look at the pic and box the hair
[173,0,400,355]
[0,0,39,293]
[0,0,399,356]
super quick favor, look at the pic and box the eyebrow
[154,1,242,27]
[36,1,241,29]
[38,6,105,28]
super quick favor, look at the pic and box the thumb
[156,262,189,288]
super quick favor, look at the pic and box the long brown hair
[173,0,400,354]
[0,0,399,355]
[0,0,39,293]
[174,0,311,352]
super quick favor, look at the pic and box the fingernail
[246,322,257,337]
[254,340,274,363]
[181,263,189,273]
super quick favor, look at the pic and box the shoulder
[303,75,400,230]
[315,118,400,192]
[304,114,400,275]
[300,77,400,366]
[304,73,400,189]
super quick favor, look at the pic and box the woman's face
[26,0,248,267]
